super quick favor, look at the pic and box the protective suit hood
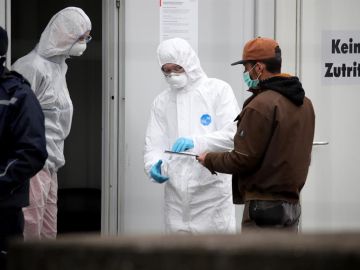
[38,7,91,58]
[157,38,207,86]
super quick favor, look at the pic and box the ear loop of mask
[66,38,81,58]
[249,63,262,80]
[67,42,76,57]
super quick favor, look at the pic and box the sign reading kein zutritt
[322,31,360,85]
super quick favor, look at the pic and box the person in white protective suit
[144,38,240,234]
[12,7,92,240]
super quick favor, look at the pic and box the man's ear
[255,62,264,73]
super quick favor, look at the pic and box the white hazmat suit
[144,38,240,233]
[12,7,91,240]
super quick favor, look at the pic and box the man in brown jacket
[197,37,315,232]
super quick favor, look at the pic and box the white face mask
[69,42,87,56]
[165,73,188,89]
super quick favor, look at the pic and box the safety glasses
[161,64,184,77]
[78,34,92,43]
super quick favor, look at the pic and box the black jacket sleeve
[0,78,47,196]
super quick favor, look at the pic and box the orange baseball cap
[231,37,281,66]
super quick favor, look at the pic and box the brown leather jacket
[204,75,315,204]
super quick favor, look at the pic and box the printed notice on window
[160,0,198,52]
[322,31,360,85]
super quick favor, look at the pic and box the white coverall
[12,7,91,240]
[144,38,240,233]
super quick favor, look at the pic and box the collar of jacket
[250,73,305,106]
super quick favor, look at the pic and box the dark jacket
[0,65,47,208]
[204,74,315,204]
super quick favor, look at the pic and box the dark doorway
[11,0,102,234]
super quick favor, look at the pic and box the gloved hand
[150,160,169,183]
[171,137,194,152]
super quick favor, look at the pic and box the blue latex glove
[150,160,169,183]
[171,137,194,152]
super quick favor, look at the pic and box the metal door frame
[101,0,125,235]
[0,0,11,68]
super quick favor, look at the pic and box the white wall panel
[300,0,360,232]
[275,0,360,232]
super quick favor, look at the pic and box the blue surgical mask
[243,64,261,89]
